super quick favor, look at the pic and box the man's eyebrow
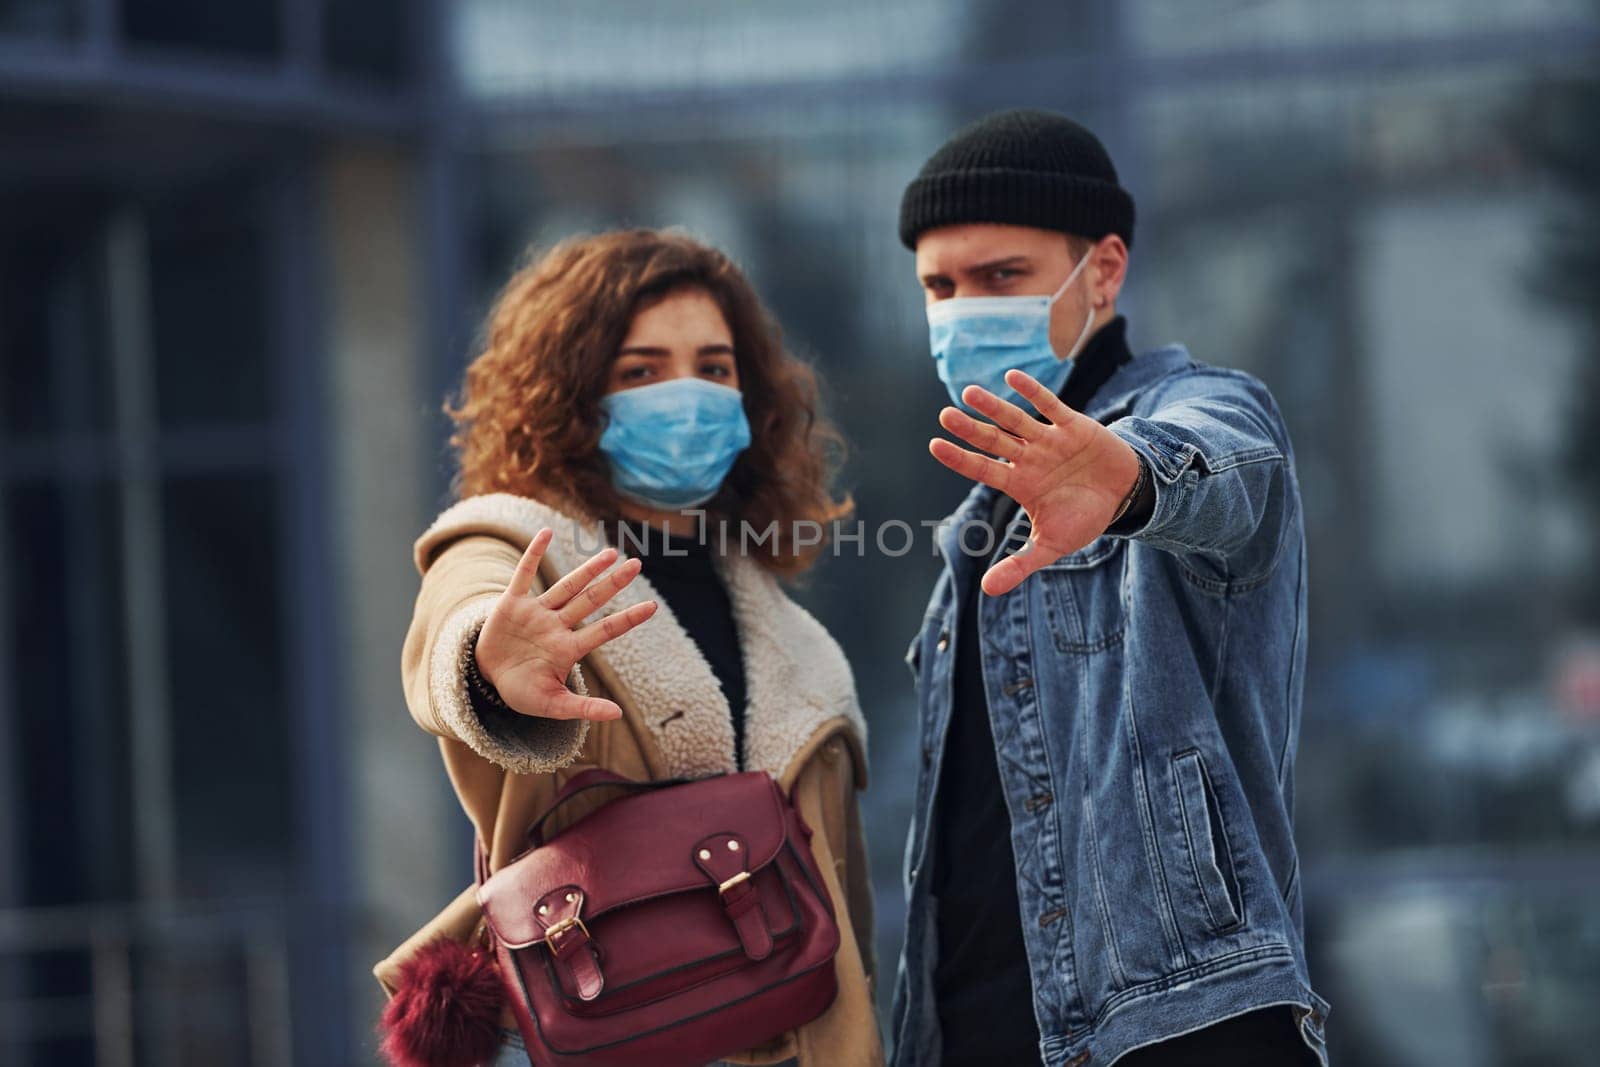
[920,255,1032,285]
[962,255,1031,276]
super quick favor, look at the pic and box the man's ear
[1089,235,1129,308]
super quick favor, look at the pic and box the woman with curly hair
[373,228,881,1066]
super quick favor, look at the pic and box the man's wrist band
[1111,456,1148,525]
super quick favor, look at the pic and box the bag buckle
[533,888,604,1000]
[695,835,773,961]
[542,915,590,947]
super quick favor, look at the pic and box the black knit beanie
[899,108,1136,251]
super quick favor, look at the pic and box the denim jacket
[890,344,1331,1067]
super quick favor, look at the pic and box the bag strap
[526,768,692,847]
[474,774,656,884]
[474,834,490,888]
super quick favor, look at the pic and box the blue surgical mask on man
[925,245,1097,414]
[597,377,752,510]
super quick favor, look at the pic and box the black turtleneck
[614,520,748,767]
[930,315,1133,1066]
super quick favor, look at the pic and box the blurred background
[3,1,1600,1064]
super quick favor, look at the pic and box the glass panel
[0,208,116,443]
[146,178,274,429]
[0,0,80,40]
[120,0,280,60]
[324,0,411,85]
[4,477,133,910]
[452,0,960,99]
[1132,0,1597,56]
[161,472,291,901]
[7,948,94,1065]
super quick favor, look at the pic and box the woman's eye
[989,269,1019,283]
[702,364,732,378]
[619,365,652,381]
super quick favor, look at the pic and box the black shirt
[929,316,1134,1065]
[616,520,748,767]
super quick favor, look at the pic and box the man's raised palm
[929,367,1142,597]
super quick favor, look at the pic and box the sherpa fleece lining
[413,492,867,780]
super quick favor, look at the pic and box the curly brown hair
[443,227,853,575]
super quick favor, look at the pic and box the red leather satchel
[475,768,841,1067]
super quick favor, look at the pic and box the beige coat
[373,491,883,1066]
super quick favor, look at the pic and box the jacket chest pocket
[1037,535,1127,653]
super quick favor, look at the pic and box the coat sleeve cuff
[427,596,589,774]
[1106,417,1202,544]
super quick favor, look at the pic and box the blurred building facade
[3,1,1599,1064]
[0,1,445,1064]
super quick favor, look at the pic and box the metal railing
[0,900,292,1067]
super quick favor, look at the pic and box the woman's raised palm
[474,526,657,722]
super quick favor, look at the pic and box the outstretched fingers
[960,384,1044,441]
[538,544,620,611]
[929,437,1013,493]
[1004,368,1076,426]
[572,599,658,658]
[558,556,644,628]
[938,406,1026,461]
[507,527,554,598]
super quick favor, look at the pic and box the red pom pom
[378,937,506,1067]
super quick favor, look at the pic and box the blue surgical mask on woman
[925,246,1097,414]
[597,377,752,509]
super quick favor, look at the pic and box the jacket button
[935,630,949,652]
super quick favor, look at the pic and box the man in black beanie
[891,109,1330,1066]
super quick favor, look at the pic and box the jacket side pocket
[1171,749,1243,932]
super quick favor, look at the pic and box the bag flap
[476,771,789,949]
